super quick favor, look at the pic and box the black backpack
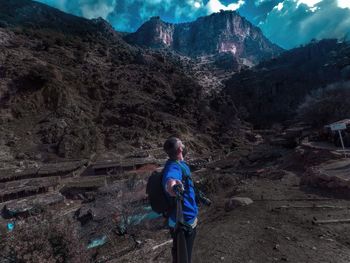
[146,169,175,217]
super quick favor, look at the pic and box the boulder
[225,197,253,212]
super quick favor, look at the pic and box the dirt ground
[110,146,350,263]
[193,172,350,263]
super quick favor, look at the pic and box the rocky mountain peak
[126,16,175,48]
[125,10,283,67]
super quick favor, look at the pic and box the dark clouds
[238,0,282,24]
[37,0,350,49]
[105,0,209,32]
[37,0,246,31]
[258,0,350,48]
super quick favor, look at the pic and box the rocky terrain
[124,10,284,112]
[0,136,350,263]
[0,0,249,168]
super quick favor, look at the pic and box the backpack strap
[175,161,212,207]
[175,161,192,189]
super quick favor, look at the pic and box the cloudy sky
[37,0,350,49]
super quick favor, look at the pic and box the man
[162,137,198,263]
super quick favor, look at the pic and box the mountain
[125,11,283,69]
[0,0,123,42]
[0,0,245,164]
[224,39,350,127]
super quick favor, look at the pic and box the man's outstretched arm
[166,179,183,197]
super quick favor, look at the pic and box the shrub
[0,214,89,263]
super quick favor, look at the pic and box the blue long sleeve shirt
[162,160,198,227]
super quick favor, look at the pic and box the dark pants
[170,227,197,263]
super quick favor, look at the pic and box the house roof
[324,119,350,128]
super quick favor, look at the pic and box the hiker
[162,137,198,263]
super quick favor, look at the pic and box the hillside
[224,39,350,127]
[0,0,244,166]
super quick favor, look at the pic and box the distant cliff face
[125,16,175,48]
[125,11,283,67]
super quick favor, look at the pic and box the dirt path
[194,172,350,263]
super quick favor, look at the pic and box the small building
[324,119,350,147]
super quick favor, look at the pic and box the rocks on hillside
[225,197,253,211]
[0,0,244,160]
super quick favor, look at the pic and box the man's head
[163,137,186,160]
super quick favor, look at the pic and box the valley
[0,1,350,262]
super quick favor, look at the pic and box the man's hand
[166,179,183,197]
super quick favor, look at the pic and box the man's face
[178,140,187,157]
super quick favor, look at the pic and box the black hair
[163,137,181,159]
